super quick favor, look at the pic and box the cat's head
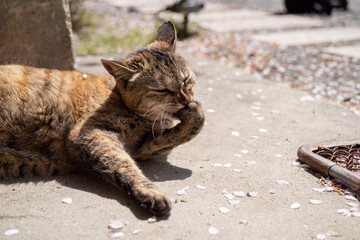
[101,21,196,127]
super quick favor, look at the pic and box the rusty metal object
[297,140,360,191]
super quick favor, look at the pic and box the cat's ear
[101,59,137,81]
[155,21,177,52]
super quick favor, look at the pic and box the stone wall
[0,0,75,70]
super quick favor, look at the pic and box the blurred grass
[73,9,158,56]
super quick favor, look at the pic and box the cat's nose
[181,97,190,106]
[181,96,191,106]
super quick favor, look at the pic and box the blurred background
[70,0,360,114]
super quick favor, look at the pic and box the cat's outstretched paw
[135,188,172,215]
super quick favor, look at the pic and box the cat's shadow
[1,155,192,220]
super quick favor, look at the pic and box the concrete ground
[1,53,359,239]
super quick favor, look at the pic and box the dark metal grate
[313,144,360,174]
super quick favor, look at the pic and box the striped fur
[0,22,205,215]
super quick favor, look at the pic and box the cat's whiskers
[143,105,164,117]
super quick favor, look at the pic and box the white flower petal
[196,184,205,190]
[212,163,222,167]
[219,207,230,213]
[345,195,358,201]
[248,192,257,197]
[276,180,289,185]
[269,189,276,194]
[224,163,232,168]
[231,131,240,136]
[176,186,189,196]
[258,128,267,133]
[239,220,248,225]
[337,209,350,214]
[245,161,256,164]
[208,226,219,235]
[256,116,265,120]
[233,191,246,197]
[227,199,240,205]
[291,202,301,209]
[241,149,249,154]
[351,212,360,217]
[148,216,157,223]
[4,229,19,236]
[250,136,259,139]
[309,199,322,205]
[275,154,283,158]
[291,160,301,166]
[206,109,215,113]
[346,202,359,208]
[326,231,341,237]
[316,233,326,239]
[62,197,72,204]
[236,93,243,99]
[108,220,127,230]
[111,232,124,238]
[233,154,242,158]
[232,169,242,173]
[133,229,143,235]
[224,193,235,200]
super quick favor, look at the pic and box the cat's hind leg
[0,148,60,179]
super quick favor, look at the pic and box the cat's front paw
[177,100,205,128]
[134,187,172,215]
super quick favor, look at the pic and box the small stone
[269,189,276,194]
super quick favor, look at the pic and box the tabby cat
[0,21,205,215]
